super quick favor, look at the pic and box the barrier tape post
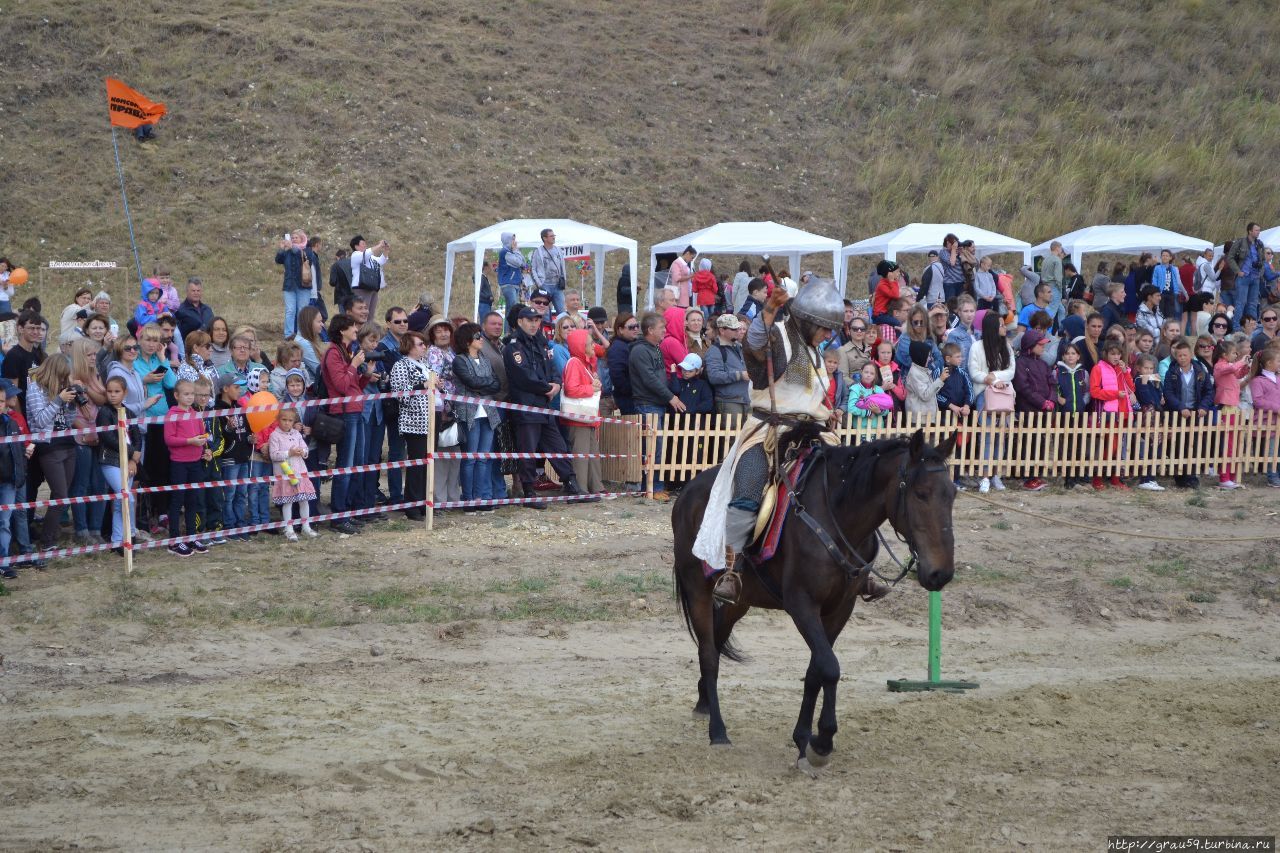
[645,413,655,500]
[117,408,134,576]
[426,378,436,532]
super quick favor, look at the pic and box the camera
[70,384,90,406]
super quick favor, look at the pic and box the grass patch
[1186,495,1208,508]
[492,597,612,622]
[584,571,672,596]
[0,581,8,597]
[352,586,415,610]
[1148,559,1190,578]
[486,576,555,594]
[966,563,1016,585]
[1107,577,1134,589]
[1232,509,1248,521]
[991,520,1012,531]
[1186,591,1217,604]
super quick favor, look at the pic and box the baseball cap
[677,353,703,371]
[0,378,22,399]
[217,373,248,393]
[715,314,743,329]
[516,306,541,321]
[528,289,552,304]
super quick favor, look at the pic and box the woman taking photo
[25,355,92,553]
[451,322,501,512]
[68,338,109,544]
[321,314,372,534]
[389,331,432,520]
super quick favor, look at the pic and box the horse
[671,427,958,768]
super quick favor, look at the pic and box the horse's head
[891,429,958,592]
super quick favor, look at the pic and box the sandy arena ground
[2,484,1278,851]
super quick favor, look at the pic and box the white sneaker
[979,477,991,494]
[1137,480,1165,491]
[300,525,318,538]
[991,476,1006,491]
[284,529,298,542]
[1218,480,1243,490]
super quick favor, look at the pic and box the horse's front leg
[788,601,841,767]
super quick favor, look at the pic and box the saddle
[746,445,813,563]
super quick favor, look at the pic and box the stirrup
[860,574,891,602]
[713,570,742,608]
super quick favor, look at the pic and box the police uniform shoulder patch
[512,351,524,364]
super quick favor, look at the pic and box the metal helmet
[788,277,844,331]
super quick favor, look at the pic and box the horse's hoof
[805,743,832,768]
[794,757,819,779]
[692,704,710,717]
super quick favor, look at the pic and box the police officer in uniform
[502,305,595,506]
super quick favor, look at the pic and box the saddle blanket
[700,446,811,578]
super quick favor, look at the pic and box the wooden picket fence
[605,410,1280,483]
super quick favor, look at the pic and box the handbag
[73,402,100,446]
[494,418,518,474]
[983,381,1015,412]
[357,254,381,290]
[561,390,601,420]
[437,419,460,448]
[311,409,345,444]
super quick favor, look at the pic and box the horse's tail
[672,562,747,664]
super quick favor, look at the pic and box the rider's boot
[860,573,891,602]
[713,546,743,607]
[713,506,757,607]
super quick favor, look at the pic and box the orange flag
[105,78,167,129]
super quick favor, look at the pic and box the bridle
[791,445,949,588]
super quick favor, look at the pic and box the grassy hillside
[3,0,1278,329]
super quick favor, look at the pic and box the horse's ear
[935,429,959,459]
[908,428,925,461]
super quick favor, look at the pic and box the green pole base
[886,678,980,693]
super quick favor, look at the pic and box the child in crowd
[670,353,715,415]
[847,363,892,434]
[1089,341,1136,491]
[1249,346,1280,488]
[1162,340,1215,489]
[243,371,275,532]
[1213,338,1250,490]
[133,285,164,330]
[0,379,32,577]
[163,379,210,556]
[871,339,904,411]
[823,348,848,416]
[741,278,767,320]
[937,342,972,419]
[97,376,143,554]
[878,299,908,346]
[268,407,317,540]
[193,377,226,544]
[1132,353,1165,491]
[905,341,944,419]
[1055,342,1091,488]
[217,374,254,541]
[1131,329,1155,368]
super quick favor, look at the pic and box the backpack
[917,265,934,301]
[301,254,312,286]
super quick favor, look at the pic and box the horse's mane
[832,435,914,504]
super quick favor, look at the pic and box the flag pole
[110,125,145,288]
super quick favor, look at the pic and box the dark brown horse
[672,428,958,766]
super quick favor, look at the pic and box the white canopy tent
[1030,225,1213,273]
[647,221,841,307]
[839,222,1032,293]
[1259,226,1280,248]
[442,218,637,318]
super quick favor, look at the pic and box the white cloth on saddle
[692,320,833,570]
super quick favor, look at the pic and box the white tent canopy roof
[442,218,637,317]
[647,221,841,304]
[1259,226,1280,248]
[839,222,1032,292]
[1031,224,1213,272]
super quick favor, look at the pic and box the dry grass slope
[2,0,1277,326]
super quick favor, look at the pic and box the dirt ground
[2,483,1279,851]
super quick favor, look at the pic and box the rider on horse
[692,276,892,606]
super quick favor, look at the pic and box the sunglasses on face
[1264,317,1278,322]
[391,319,408,325]
[624,323,639,330]
[1212,323,1228,329]
[123,344,139,352]
[1197,344,1213,350]
[531,301,549,307]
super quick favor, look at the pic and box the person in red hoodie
[560,329,605,501]
[690,258,719,323]
[871,260,903,323]
[659,305,689,376]
[321,314,373,532]
[163,378,212,556]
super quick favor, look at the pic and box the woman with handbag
[321,314,372,534]
[389,331,432,520]
[560,328,606,501]
[451,322,501,512]
[68,339,109,544]
[968,310,1017,494]
[424,317,462,507]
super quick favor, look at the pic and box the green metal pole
[927,590,942,682]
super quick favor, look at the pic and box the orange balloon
[8,268,28,286]
[245,391,279,434]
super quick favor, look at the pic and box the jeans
[478,301,493,322]
[282,287,310,339]
[549,286,566,315]
[222,461,249,533]
[635,403,667,491]
[461,417,495,501]
[100,466,137,546]
[500,285,521,323]
[329,412,367,512]
[1160,290,1183,324]
[248,459,271,524]
[168,459,205,538]
[308,294,329,322]
[201,459,224,534]
[71,444,108,535]
[0,482,15,558]
[367,409,405,502]
[1235,274,1261,328]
